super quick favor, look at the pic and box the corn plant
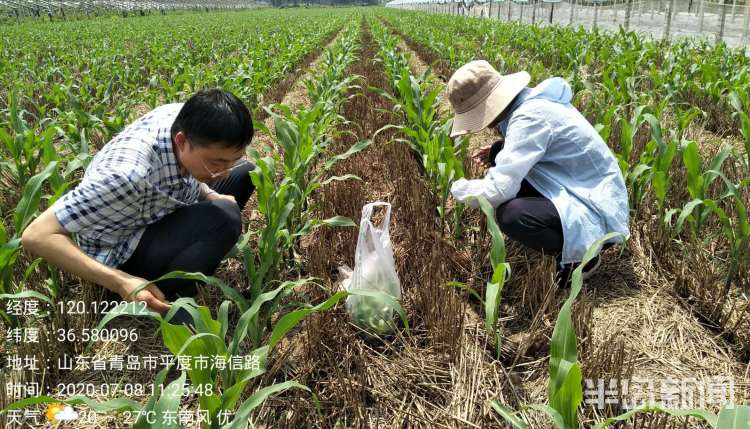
[668,142,734,238]
[371,22,469,235]
[492,234,622,429]
[623,114,678,213]
[729,91,750,173]
[644,114,678,216]
[487,235,733,428]
[0,161,59,324]
[613,105,646,178]
[0,93,60,196]
[1,269,408,428]
[476,196,510,358]
[303,25,361,119]
[240,24,370,298]
[695,174,750,287]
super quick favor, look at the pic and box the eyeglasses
[200,156,251,179]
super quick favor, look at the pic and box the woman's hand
[472,145,493,168]
[473,138,506,168]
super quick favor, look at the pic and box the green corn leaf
[0,395,141,416]
[14,161,58,233]
[476,197,507,266]
[230,280,307,354]
[592,403,720,429]
[321,215,356,227]
[0,289,53,305]
[268,291,349,349]
[323,139,373,170]
[548,360,583,429]
[490,401,530,429]
[527,403,568,429]
[716,404,750,429]
[549,233,624,429]
[222,381,310,429]
[134,366,171,429]
[683,142,703,198]
[643,113,664,147]
[673,198,704,237]
[135,271,248,313]
[213,292,230,325]
[153,371,187,429]
[220,346,270,411]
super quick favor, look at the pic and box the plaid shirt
[52,103,202,268]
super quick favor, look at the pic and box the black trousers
[118,163,255,301]
[495,179,564,257]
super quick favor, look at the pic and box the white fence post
[569,0,576,25]
[594,1,599,29]
[718,0,729,42]
[508,0,512,20]
[549,1,555,23]
[625,0,633,30]
[663,0,675,40]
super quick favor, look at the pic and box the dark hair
[171,88,253,149]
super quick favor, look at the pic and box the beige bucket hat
[447,60,530,138]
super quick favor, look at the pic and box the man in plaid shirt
[22,89,255,320]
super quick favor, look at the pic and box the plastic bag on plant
[344,202,401,335]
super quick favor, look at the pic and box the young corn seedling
[239,22,371,314]
[698,174,750,287]
[643,114,678,217]
[371,24,469,235]
[729,91,750,173]
[0,161,60,326]
[625,114,677,213]
[613,105,646,179]
[488,234,727,429]
[476,196,510,358]
[1,269,409,427]
[668,141,734,238]
[0,93,61,197]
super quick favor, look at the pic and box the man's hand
[115,273,171,314]
[206,192,236,204]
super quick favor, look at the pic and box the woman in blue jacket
[447,60,630,286]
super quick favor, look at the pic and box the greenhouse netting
[386,0,750,47]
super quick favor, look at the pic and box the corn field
[1,4,749,429]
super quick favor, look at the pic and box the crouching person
[446,61,630,286]
[22,89,255,322]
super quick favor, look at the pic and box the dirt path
[250,18,513,428]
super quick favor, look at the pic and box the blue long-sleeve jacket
[450,77,630,265]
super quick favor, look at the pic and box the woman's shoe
[555,254,601,289]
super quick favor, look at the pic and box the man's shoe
[555,254,601,289]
